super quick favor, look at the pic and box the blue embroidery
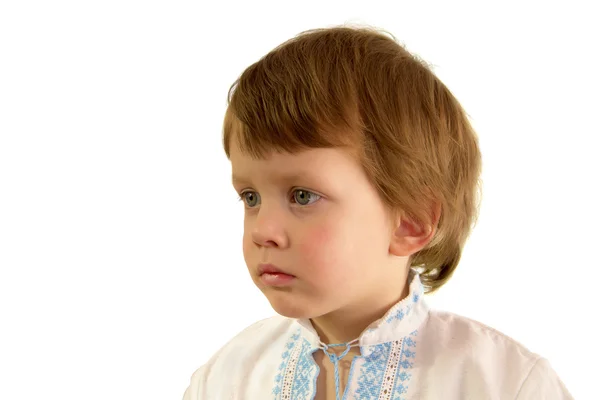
[392,331,418,400]
[355,342,392,398]
[368,281,421,328]
[272,328,318,400]
[273,275,424,399]
[353,330,419,400]
[404,337,416,347]
[386,308,405,323]
[272,329,302,398]
[385,288,420,324]
[291,340,318,398]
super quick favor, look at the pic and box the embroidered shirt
[183,272,573,399]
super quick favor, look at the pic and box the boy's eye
[293,189,321,206]
[241,191,260,208]
[238,189,321,208]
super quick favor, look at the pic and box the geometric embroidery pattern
[272,329,318,399]
[353,330,418,400]
[272,273,424,399]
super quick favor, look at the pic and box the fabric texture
[183,272,573,399]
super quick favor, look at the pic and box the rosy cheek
[298,224,338,268]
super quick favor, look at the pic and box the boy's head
[223,26,482,319]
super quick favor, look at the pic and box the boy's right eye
[239,191,260,208]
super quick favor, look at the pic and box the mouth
[258,263,294,276]
[258,263,296,286]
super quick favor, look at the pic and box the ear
[389,201,442,257]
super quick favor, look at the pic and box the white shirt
[183,272,573,399]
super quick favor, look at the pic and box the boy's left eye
[293,189,321,206]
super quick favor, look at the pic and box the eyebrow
[231,174,249,184]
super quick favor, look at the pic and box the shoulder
[419,310,572,398]
[199,313,292,367]
[515,357,573,399]
[183,315,295,400]
[425,309,538,360]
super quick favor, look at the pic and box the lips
[258,263,296,286]
[258,263,294,277]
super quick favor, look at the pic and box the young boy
[184,25,572,399]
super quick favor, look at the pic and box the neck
[310,268,411,345]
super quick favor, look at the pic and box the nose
[250,205,288,248]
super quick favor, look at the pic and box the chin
[264,293,316,319]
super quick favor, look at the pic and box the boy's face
[230,142,404,319]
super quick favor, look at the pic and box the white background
[1,1,598,399]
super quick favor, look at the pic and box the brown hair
[222,25,483,294]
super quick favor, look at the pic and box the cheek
[242,218,253,262]
[298,222,346,268]
[242,232,252,262]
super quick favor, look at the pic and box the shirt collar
[295,269,429,349]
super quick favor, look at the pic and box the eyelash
[237,189,321,208]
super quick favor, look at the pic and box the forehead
[230,144,361,185]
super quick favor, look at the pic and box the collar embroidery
[272,270,428,399]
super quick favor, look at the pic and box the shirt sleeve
[516,358,573,399]
[182,365,207,400]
